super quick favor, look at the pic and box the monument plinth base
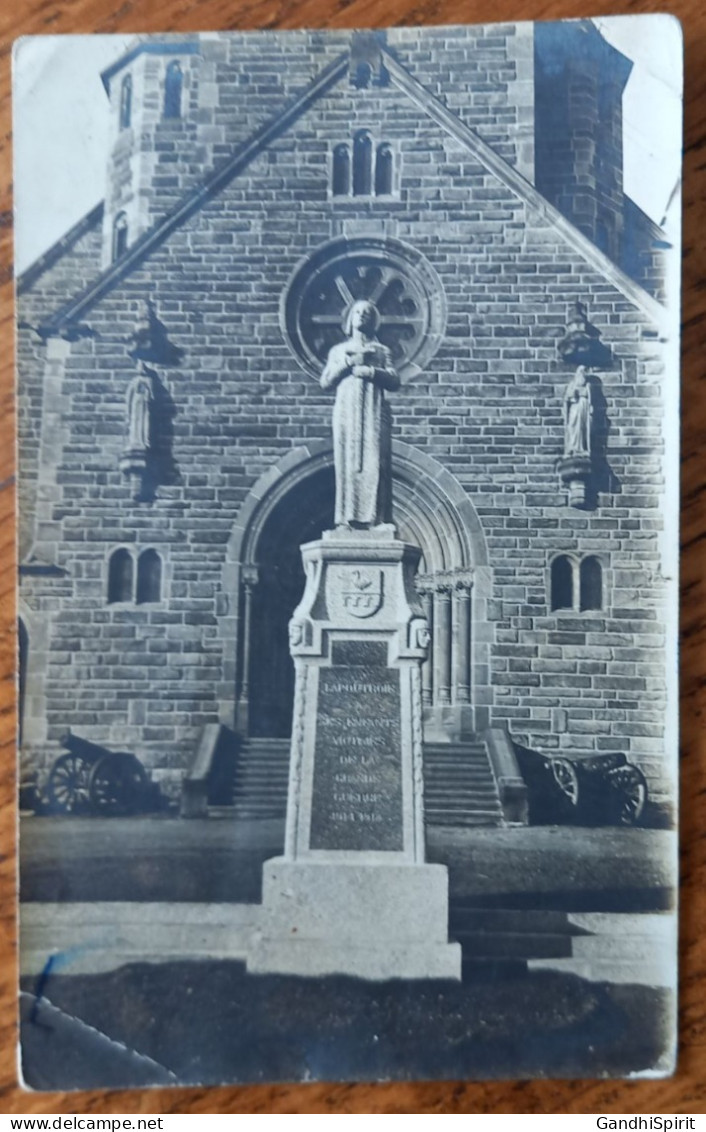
[246,526,461,982]
[248,859,461,980]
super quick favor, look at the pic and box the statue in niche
[320,299,399,529]
[563,365,593,457]
[125,367,153,452]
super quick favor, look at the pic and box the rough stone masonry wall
[17,40,670,802]
[17,214,104,562]
[102,25,534,250]
[18,22,535,559]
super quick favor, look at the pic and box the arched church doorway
[249,466,334,737]
[225,442,492,742]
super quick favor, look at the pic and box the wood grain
[0,0,702,1114]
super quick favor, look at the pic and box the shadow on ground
[20,817,676,910]
[20,961,674,1090]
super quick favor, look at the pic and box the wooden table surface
[0,0,702,1115]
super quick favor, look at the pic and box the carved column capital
[242,564,259,590]
[415,573,434,596]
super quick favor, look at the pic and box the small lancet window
[352,131,373,196]
[375,143,393,195]
[119,74,132,130]
[112,212,128,262]
[332,144,351,196]
[352,62,373,90]
[164,61,183,120]
[108,549,134,604]
[550,556,573,612]
[136,549,162,605]
[580,556,603,612]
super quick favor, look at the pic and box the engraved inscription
[309,656,403,851]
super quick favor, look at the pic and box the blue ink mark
[30,954,56,1022]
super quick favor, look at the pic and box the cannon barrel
[60,732,118,759]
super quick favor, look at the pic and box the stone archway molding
[225,439,488,572]
[216,442,492,737]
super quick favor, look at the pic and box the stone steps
[423,740,504,827]
[425,767,496,779]
[447,907,676,984]
[450,908,581,933]
[229,739,290,819]
[219,736,505,827]
[20,903,674,989]
[428,788,497,796]
[427,814,504,828]
[450,906,585,970]
[527,912,676,987]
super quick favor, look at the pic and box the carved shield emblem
[340,567,383,619]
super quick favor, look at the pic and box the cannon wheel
[46,753,91,814]
[88,752,148,816]
[608,764,647,825]
[551,758,580,808]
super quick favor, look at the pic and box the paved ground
[20,815,676,910]
[18,816,677,1090]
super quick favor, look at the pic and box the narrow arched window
[112,212,128,261]
[375,143,393,195]
[580,556,603,611]
[352,62,373,90]
[119,74,132,130]
[164,61,183,120]
[551,556,573,612]
[108,549,134,603]
[137,549,162,604]
[352,131,373,196]
[332,144,351,196]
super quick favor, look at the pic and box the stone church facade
[17,22,676,818]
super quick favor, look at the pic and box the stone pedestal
[119,447,148,501]
[247,526,461,981]
[558,453,593,509]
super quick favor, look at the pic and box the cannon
[46,733,150,816]
[514,747,648,826]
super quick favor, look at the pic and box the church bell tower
[99,38,204,268]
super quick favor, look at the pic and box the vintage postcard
[14,15,682,1088]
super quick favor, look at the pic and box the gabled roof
[35,51,349,338]
[384,54,666,329]
[32,37,666,339]
[16,202,104,296]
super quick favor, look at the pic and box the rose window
[282,237,447,382]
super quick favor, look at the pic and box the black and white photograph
[14,15,682,1089]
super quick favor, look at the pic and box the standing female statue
[563,365,593,457]
[126,368,153,452]
[321,300,400,528]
